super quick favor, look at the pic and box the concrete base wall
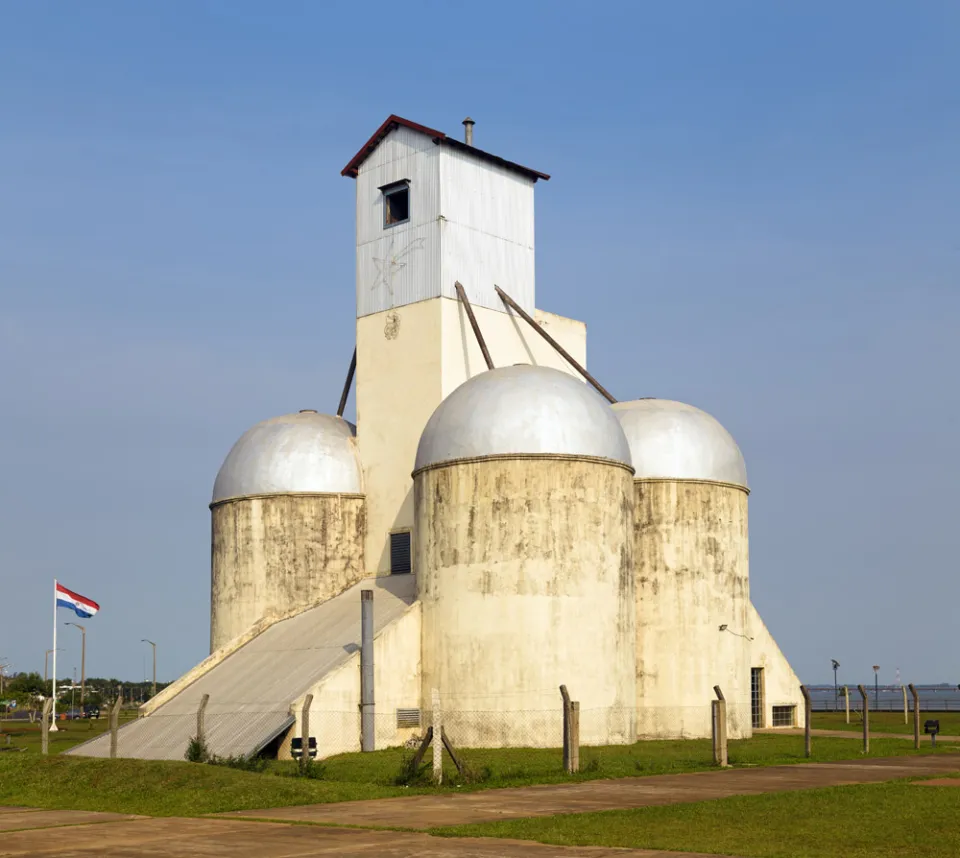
[210,493,365,652]
[633,480,752,740]
[749,602,804,728]
[415,457,636,748]
[284,602,422,760]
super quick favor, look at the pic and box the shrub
[184,735,209,763]
[299,759,327,779]
[208,754,267,773]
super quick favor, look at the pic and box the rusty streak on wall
[415,456,636,747]
[211,494,366,652]
[633,480,751,739]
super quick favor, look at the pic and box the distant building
[69,115,801,761]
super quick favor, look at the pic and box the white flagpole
[51,578,58,731]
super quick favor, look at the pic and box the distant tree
[2,673,45,720]
[6,672,45,696]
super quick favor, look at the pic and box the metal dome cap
[612,399,748,489]
[212,411,362,503]
[414,365,632,472]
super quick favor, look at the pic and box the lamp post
[65,622,86,707]
[44,648,63,691]
[873,665,880,710]
[831,660,840,712]
[141,640,156,699]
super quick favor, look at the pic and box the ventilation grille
[390,531,412,574]
[396,708,421,729]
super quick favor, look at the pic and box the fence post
[109,695,123,759]
[560,685,571,772]
[196,693,209,748]
[908,684,920,750]
[857,684,869,753]
[300,693,314,774]
[431,688,442,784]
[570,701,580,774]
[712,686,728,767]
[842,686,850,723]
[901,685,908,726]
[800,685,812,758]
[41,699,52,755]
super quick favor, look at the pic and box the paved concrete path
[220,754,960,830]
[0,807,143,832]
[5,756,959,856]
[0,816,727,857]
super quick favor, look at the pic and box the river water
[806,684,960,712]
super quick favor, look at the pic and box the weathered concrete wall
[356,296,588,577]
[439,299,586,397]
[283,602,422,760]
[356,299,443,578]
[748,602,804,728]
[415,457,636,748]
[633,480,752,739]
[210,493,365,652]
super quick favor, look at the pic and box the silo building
[209,411,365,652]
[67,115,802,761]
[415,365,637,747]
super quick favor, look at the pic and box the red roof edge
[341,115,549,182]
[341,115,446,178]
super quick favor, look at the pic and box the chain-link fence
[56,693,800,772]
[808,685,960,713]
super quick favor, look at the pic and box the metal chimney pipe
[462,117,475,145]
[360,590,375,752]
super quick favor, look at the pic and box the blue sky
[2,1,957,687]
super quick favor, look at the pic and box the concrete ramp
[67,575,416,761]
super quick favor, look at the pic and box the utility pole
[44,649,62,689]
[65,623,86,706]
[873,665,880,710]
[141,640,157,699]
[831,660,840,712]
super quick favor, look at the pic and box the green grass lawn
[0,754,409,816]
[431,779,960,858]
[812,710,960,736]
[1,733,955,817]
[265,733,957,789]
[0,714,138,754]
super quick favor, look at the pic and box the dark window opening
[390,531,411,574]
[384,186,409,226]
[751,667,765,729]
[772,705,796,727]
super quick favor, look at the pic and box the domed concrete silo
[210,411,365,652]
[414,366,636,748]
[613,399,751,739]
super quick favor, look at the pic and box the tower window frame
[380,179,410,228]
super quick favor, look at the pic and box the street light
[831,660,840,712]
[44,648,63,689]
[141,640,157,699]
[65,622,86,707]
[873,665,881,710]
